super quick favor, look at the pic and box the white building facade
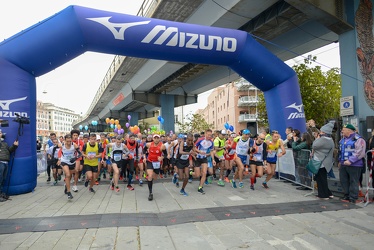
[37,101,80,140]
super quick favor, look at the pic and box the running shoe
[205,180,209,185]
[172,173,178,184]
[47,177,51,182]
[217,179,225,187]
[148,193,153,201]
[224,177,230,183]
[207,176,213,184]
[72,185,78,192]
[84,180,89,187]
[89,187,95,193]
[180,189,189,196]
[115,186,120,192]
[58,174,62,181]
[119,176,123,181]
[127,185,135,191]
[139,179,143,186]
[136,175,139,181]
[239,182,244,188]
[230,180,237,188]
[95,180,99,185]
[110,183,114,190]
[159,174,164,179]
[67,192,73,200]
[262,182,269,189]
[250,184,254,190]
[53,180,58,186]
[198,187,205,194]
[103,173,107,179]
[188,177,192,183]
[176,181,180,188]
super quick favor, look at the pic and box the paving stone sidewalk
[0,174,373,249]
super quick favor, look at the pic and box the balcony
[237,96,258,107]
[238,114,257,123]
[235,79,257,91]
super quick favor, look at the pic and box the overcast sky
[0,0,144,115]
[0,0,340,116]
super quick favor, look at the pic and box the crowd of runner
[42,128,301,201]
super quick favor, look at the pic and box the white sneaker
[70,178,74,184]
[72,185,78,192]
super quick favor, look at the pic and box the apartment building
[198,79,260,135]
[37,101,80,140]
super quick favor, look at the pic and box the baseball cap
[153,134,160,138]
[242,129,250,135]
[221,130,227,135]
[178,133,184,139]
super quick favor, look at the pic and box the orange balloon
[105,118,110,124]
[115,119,119,125]
[117,124,121,129]
[110,119,115,124]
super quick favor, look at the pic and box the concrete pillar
[128,112,139,127]
[160,94,175,133]
[339,0,374,135]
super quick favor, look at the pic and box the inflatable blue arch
[0,6,306,195]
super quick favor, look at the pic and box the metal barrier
[277,149,314,196]
[37,151,47,174]
[364,149,374,207]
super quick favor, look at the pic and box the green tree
[257,56,341,127]
[176,113,213,133]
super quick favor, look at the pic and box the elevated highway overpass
[73,0,352,132]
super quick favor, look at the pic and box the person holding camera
[0,129,18,202]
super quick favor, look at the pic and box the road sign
[340,96,354,116]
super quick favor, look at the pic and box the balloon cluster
[91,120,98,126]
[148,125,165,135]
[105,117,124,134]
[129,125,140,134]
[79,124,89,131]
[157,115,165,124]
[224,122,234,132]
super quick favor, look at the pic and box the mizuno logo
[286,103,304,113]
[286,103,305,120]
[86,17,150,40]
[87,17,237,52]
[141,25,237,52]
[0,97,27,110]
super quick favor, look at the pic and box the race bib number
[268,151,276,158]
[113,153,122,161]
[64,152,73,160]
[254,153,262,161]
[88,152,96,158]
[152,162,161,169]
[228,149,236,155]
[180,154,189,160]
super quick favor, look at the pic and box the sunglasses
[272,130,279,134]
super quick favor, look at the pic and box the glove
[69,157,77,163]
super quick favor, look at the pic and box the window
[174,115,178,123]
